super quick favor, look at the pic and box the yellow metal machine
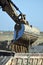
[0,0,40,52]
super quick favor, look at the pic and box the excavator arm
[0,0,27,24]
[0,0,40,53]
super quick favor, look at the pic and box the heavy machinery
[0,0,40,52]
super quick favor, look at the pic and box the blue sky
[0,0,43,31]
